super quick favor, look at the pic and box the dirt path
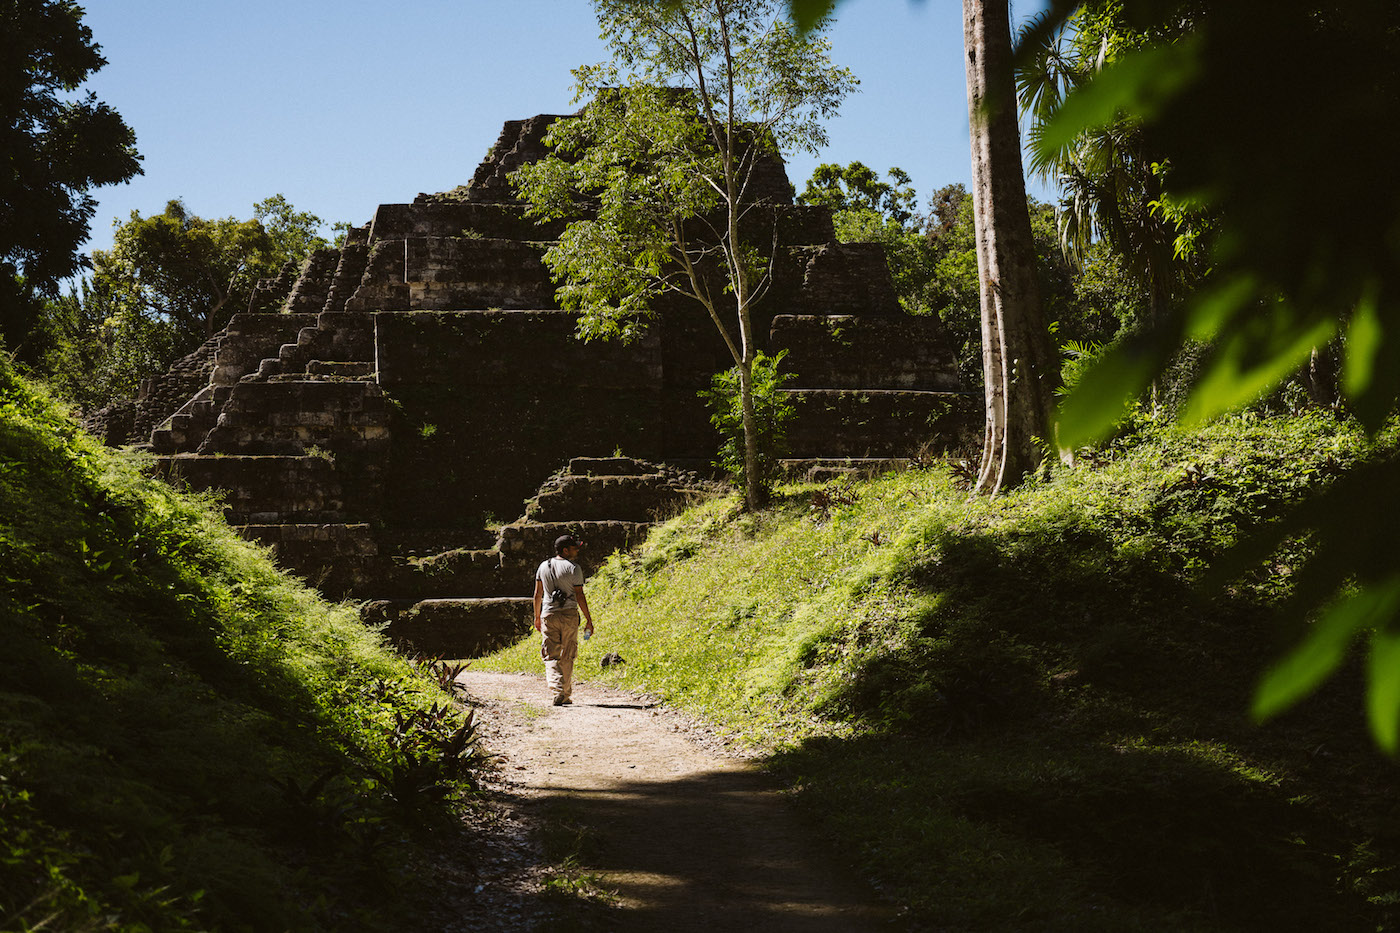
[451,670,894,932]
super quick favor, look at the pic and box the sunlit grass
[0,362,474,931]
[479,408,1400,928]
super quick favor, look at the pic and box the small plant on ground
[537,799,620,911]
[808,476,859,523]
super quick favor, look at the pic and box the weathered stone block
[202,381,391,455]
[772,314,963,391]
[373,597,535,658]
[497,520,650,567]
[156,454,357,523]
[369,202,566,241]
[783,389,981,459]
[374,548,516,600]
[526,474,716,523]
[788,243,902,316]
[213,314,319,386]
[284,248,341,313]
[379,380,670,528]
[405,237,556,310]
[374,310,663,389]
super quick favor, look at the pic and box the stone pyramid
[92,111,975,657]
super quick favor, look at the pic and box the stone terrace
[100,109,978,657]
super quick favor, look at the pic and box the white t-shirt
[536,557,584,613]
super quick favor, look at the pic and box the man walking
[533,534,595,706]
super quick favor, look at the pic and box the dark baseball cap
[554,534,582,552]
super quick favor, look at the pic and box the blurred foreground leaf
[1056,328,1168,448]
[1035,38,1201,160]
[1252,578,1399,724]
[786,0,837,33]
[1340,285,1400,432]
[1366,620,1400,753]
[1180,301,1336,427]
[1217,454,1400,750]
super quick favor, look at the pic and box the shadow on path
[459,671,893,932]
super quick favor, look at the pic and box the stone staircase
[361,457,723,658]
[83,331,226,448]
[151,307,391,598]
[253,311,377,381]
[321,225,371,314]
[284,248,342,314]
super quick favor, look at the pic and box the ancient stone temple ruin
[90,112,975,657]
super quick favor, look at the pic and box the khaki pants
[541,608,580,701]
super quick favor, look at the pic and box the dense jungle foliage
[0,361,480,931]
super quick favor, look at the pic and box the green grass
[478,408,1400,930]
[0,362,479,931]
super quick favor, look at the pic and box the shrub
[701,350,794,498]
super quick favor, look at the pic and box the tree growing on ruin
[512,0,855,510]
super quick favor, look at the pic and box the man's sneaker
[553,696,572,706]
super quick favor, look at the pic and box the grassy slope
[478,410,1400,931]
[0,364,475,931]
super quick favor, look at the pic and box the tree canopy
[1030,0,1400,441]
[514,0,856,509]
[31,196,334,409]
[98,199,275,341]
[797,160,917,224]
[0,0,142,356]
[800,165,1129,390]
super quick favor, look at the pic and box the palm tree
[1017,9,1198,410]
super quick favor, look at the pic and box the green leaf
[1342,286,1382,399]
[1179,310,1335,426]
[1183,273,1259,342]
[1037,37,1202,159]
[785,0,841,35]
[1368,624,1400,754]
[1254,576,1400,723]
[1340,283,1400,431]
[1054,339,1156,448]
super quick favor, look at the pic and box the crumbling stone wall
[247,258,300,314]
[82,331,224,446]
[116,105,978,654]
[284,248,341,314]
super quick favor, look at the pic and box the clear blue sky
[78,0,1053,256]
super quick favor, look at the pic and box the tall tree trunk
[963,0,1060,496]
[1304,344,1339,408]
[737,358,766,510]
[728,152,766,512]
